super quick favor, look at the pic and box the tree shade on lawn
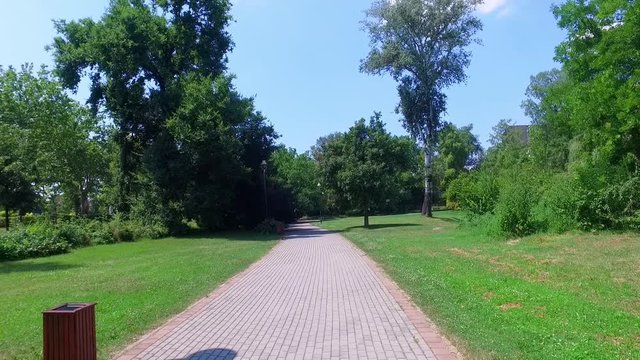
[321,212,640,359]
[0,233,277,360]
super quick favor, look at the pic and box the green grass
[0,232,278,360]
[321,212,640,360]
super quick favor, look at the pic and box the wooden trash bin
[43,303,97,360]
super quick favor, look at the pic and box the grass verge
[321,212,640,359]
[0,232,277,360]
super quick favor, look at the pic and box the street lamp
[317,182,323,224]
[261,160,269,220]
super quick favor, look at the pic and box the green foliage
[446,171,499,215]
[0,230,70,261]
[55,223,91,247]
[433,123,483,198]
[571,157,640,230]
[552,0,640,163]
[522,69,573,170]
[532,174,580,233]
[0,66,108,219]
[0,215,171,261]
[51,0,233,216]
[107,215,168,243]
[50,1,281,231]
[494,179,536,237]
[270,147,322,216]
[318,114,418,226]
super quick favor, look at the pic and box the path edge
[113,237,284,360]
[332,227,464,360]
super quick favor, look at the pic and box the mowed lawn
[0,233,278,360]
[321,212,640,360]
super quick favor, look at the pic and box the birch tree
[361,0,482,216]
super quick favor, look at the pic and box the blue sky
[0,0,566,152]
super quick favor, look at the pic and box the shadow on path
[179,348,237,360]
[283,223,423,240]
[284,226,332,240]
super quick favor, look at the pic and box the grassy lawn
[321,212,640,360]
[0,232,278,360]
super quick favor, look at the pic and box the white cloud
[477,0,511,15]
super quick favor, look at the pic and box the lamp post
[317,182,322,224]
[261,160,269,220]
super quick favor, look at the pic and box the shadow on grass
[0,262,81,274]
[433,215,464,224]
[343,223,422,231]
[169,230,279,242]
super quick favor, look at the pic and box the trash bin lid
[44,303,96,313]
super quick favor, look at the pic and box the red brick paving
[115,223,460,360]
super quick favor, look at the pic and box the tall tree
[51,0,233,214]
[361,0,482,217]
[0,65,107,217]
[553,0,640,164]
[521,69,573,170]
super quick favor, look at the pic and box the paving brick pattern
[116,223,459,360]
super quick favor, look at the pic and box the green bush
[113,228,135,242]
[0,230,70,261]
[569,156,640,230]
[55,223,91,247]
[0,216,171,261]
[0,212,38,229]
[106,216,168,243]
[93,227,117,244]
[495,181,536,237]
[446,171,499,215]
[533,174,580,233]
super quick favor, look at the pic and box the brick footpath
[115,223,460,360]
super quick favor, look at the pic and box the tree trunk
[117,131,133,216]
[421,144,433,218]
[364,208,370,228]
[4,206,9,231]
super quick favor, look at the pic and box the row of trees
[2,0,489,232]
[448,0,640,236]
[269,115,482,227]
[276,0,640,235]
[6,0,633,238]
[1,0,285,233]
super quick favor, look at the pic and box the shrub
[447,171,499,215]
[495,182,536,237]
[0,230,70,261]
[55,223,91,247]
[255,219,286,235]
[110,224,135,242]
[533,174,580,233]
[93,227,117,244]
[569,155,640,230]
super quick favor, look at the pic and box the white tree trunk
[421,143,433,217]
